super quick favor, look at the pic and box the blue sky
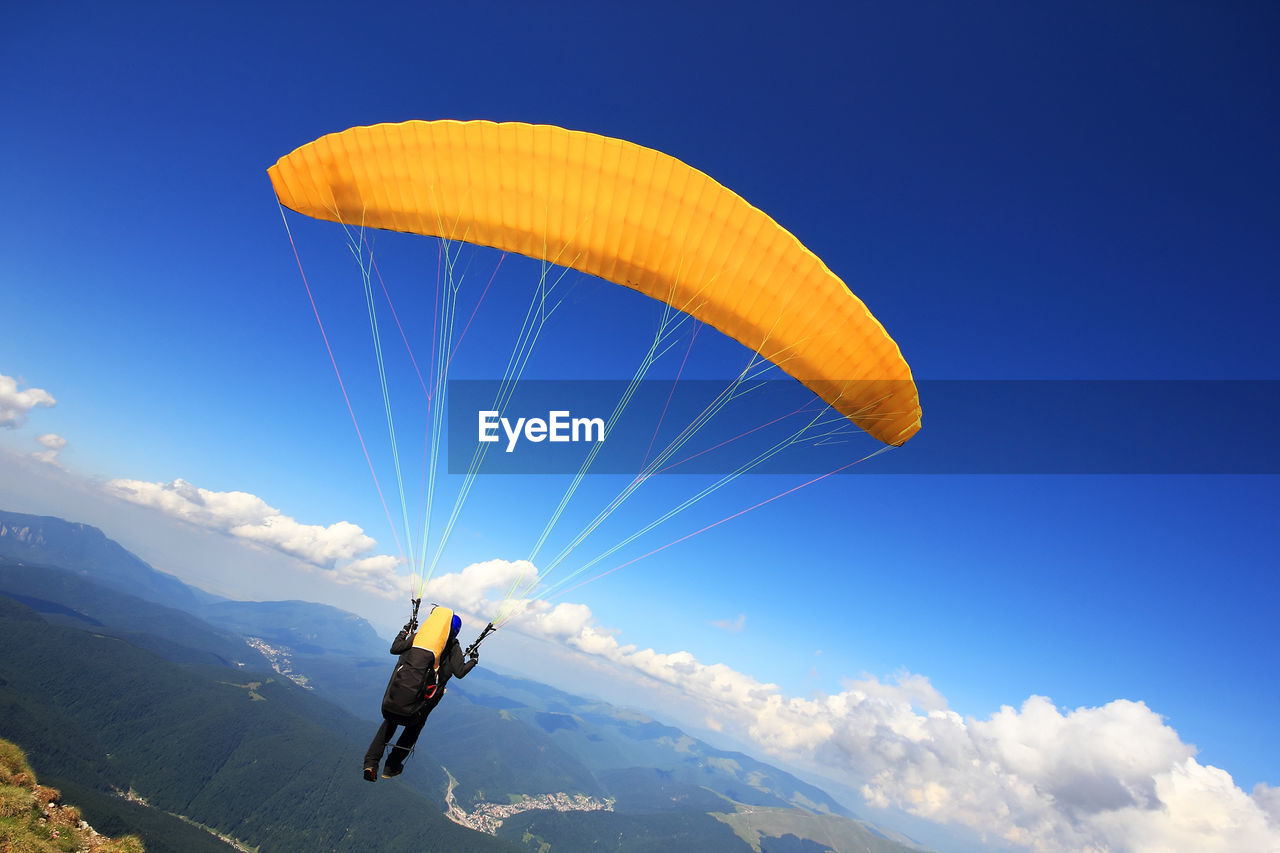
[3,3,1278,849]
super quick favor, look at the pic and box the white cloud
[32,433,67,465]
[710,613,746,633]
[1254,783,1280,824]
[421,558,537,616]
[424,558,1280,852]
[339,555,405,598]
[103,477,406,598]
[0,373,55,429]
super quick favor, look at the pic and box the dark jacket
[389,628,413,656]
[436,636,478,688]
[387,629,477,687]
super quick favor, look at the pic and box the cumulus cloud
[32,433,67,465]
[340,555,405,598]
[103,477,406,598]
[427,558,1280,852]
[0,373,55,429]
[422,558,537,617]
[710,613,746,633]
[1254,783,1280,824]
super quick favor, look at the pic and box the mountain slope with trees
[0,508,929,852]
[0,735,144,853]
[0,595,513,852]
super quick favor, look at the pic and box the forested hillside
[0,736,144,853]
[0,595,513,852]
[0,509,928,852]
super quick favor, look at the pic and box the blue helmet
[450,614,462,639]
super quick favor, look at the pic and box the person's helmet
[450,614,462,639]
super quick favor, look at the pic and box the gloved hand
[469,649,479,663]
[402,621,416,635]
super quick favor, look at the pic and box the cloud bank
[428,558,1280,853]
[0,373,55,429]
[103,477,406,598]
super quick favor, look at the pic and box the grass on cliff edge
[0,736,144,853]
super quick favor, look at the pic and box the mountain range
[0,508,927,852]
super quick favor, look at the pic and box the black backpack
[381,646,439,723]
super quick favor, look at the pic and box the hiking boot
[381,762,404,778]
[363,764,378,782]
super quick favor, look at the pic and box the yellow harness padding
[269,120,921,445]
[411,607,453,664]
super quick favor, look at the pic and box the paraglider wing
[268,120,920,445]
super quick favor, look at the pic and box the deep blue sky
[3,0,1278,831]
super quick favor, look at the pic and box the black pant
[364,696,441,769]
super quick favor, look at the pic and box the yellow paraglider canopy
[269,120,919,445]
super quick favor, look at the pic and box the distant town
[444,776,614,835]
[244,637,312,689]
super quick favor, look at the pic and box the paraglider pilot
[364,604,478,781]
